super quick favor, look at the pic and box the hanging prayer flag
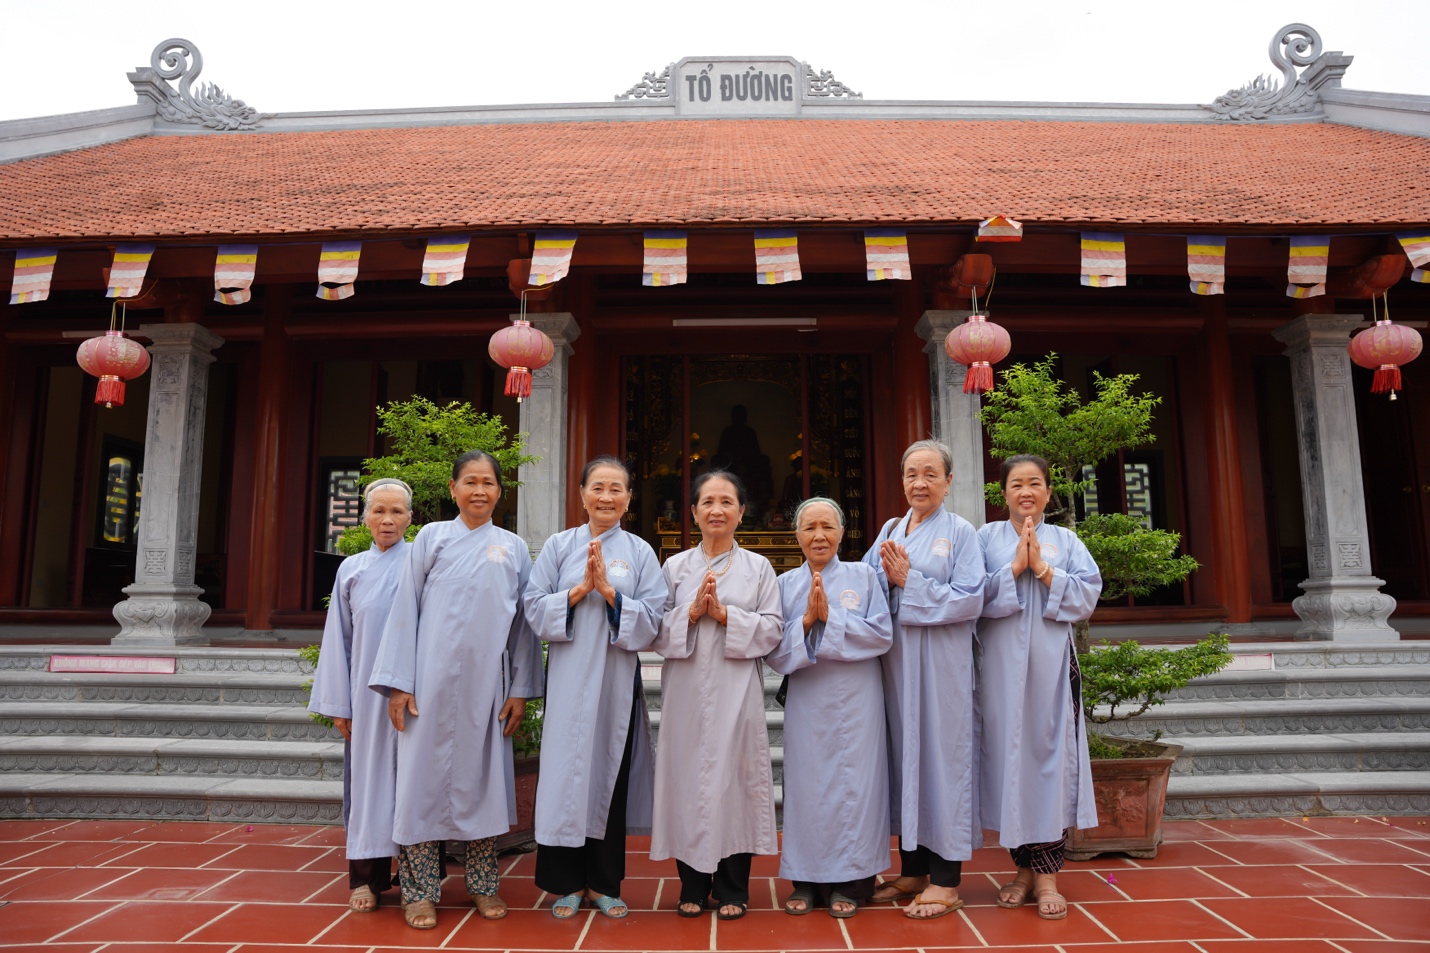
[1080,232,1126,287]
[529,231,578,286]
[977,215,1023,242]
[9,247,58,304]
[864,229,910,281]
[420,235,470,287]
[1397,231,1430,269]
[1286,235,1329,298]
[317,241,361,300]
[754,229,801,284]
[1412,268,1429,284]
[214,245,258,305]
[1187,236,1226,295]
[106,244,155,298]
[643,231,688,286]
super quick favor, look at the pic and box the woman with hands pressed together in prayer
[368,451,542,931]
[864,440,985,921]
[650,470,782,921]
[522,457,666,920]
[767,498,892,918]
[976,455,1102,921]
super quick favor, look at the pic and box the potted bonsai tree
[981,354,1231,859]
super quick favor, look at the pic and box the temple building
[1,26,1428,647]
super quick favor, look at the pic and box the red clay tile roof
[1,119,1429,241]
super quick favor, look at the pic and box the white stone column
[517,313,579,556]
[914,310,985,527]
[112,323,224,646]
[1272,314,1397,641]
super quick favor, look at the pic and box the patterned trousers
[1009,831,1068,874]
[398,839,497,905]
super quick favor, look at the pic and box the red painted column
[1200,298,1252,623]
[244,286,293,632]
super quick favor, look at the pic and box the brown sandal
[1034,886,1067,920]
[473,892,508,920]
[997,879,1032,908]
[348,885,379,913]
[903,894,964,920]
[404,899,438,929]
[871,878,922,903]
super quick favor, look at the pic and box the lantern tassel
[504,366,533,402]
[964,362,994,394]
[1372,364,1401,396]
[94,376,125,408]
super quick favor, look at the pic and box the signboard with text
[674,57,803,116]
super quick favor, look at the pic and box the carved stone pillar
[914,310,985,527]
[1272,315,1397,641]
[517,313,580,556]
[112,323,224,646]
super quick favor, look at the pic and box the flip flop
[829,891,859,919]
[784,887,817,915]
[716,900,748,921]
[404,899,438,930]
[871,879,921,903]
[677,897,716,918]
[997,879,1032,908]
[552,893,583,919]
[588,894,629,919]
[904,894,965,920]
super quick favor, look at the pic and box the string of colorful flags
[9,225,1430,305]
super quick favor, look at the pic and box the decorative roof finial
[1207,23,1350,121]
[616,64,674,101]
[128,38,264,131]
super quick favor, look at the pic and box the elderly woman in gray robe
[369,451,543,931]
[523,456,666,920]
[977,454,1101,921]
[864,439,985,921]
[768,497,892,919]
[650,470,782,921]
[308,478,412,913]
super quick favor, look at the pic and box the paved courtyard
[0,816,1426,951]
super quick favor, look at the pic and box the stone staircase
[2,641,1426,824]
[0,645,343,823]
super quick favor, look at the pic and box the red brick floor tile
[0,900,120,944]
[1197,837,1343,866]
[81,865,238,901]
[1057,943,1203,953]
[493,874,546,910]
[315,905,471,948]
[1197,941,1352,953]
[0,864,36,885]
[618,876,662,912]
[10,841,146,868]
[1033,869,1128,904]
[1302,863,1430,896]
[1090,865,1244,900]
[1197,864,1357,897]
[56,900,235,943]
[446,907,586,950]
[626,834,652,851]
[183,901,349,944]
[951,872,1008,906]
[1201,896,1383,939]
[121,821,242,842]
[970,903,1114,945]
[962,845,1020,874]
[192,868,340,902]
[1292,838,1430,864]
[575,909,710,951]
[1124,840,1242,867]
[0,819,76,839]
[303,873,366,906]
[297,845,350,872]
[207,822,326,844]
[504,849,537,875]
[233,946,372,953]
[199,842,329,870]
[843,905,982,947]
[715,909,854,949]
[620,850,673,877]
[21,819,157,841]
[0,945,105,953]
[1281,816,1399,838]
[293,825,349,847]
[1204,817,1331,838]
[1338,943,1430,953]
[748,853,781,877]
[1378,816,1430,838]
[0,841,51,864]
[1317,897,1430,941]
[1077,898,1246,942]
[1162,819,1233,841]
[101,840,240,868]
[0,865,135,900]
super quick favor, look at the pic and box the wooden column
[244,286,293,632]
[1199,298,1252,623]
[890,294,932,520]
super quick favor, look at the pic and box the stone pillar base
[112,584,212,646]
[1290,577,1397,642]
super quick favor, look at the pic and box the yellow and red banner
[1080,233,1126,287]
[755,229,800,284]
[214,245,258,305]
[864,229,910,280]
[420,235,470,287]
[643,231,688,286]
[106,244,155,298]
[1286,235,1329,298]
[317,242,361,300]
[530,231,577,286]
[1187,236,1226,295]
[977,215,1023,242]
[9,247,57,304]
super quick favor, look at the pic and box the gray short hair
[900,439,953,477]
[794,496,845,528]
[363,478,413,514]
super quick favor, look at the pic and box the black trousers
[793,875,875,905]
[897,839,963,888]
[533,671,640,898]
[677,853,753,905]
[348,856,395,892]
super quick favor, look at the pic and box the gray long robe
[650,545,782,872]
[767,557,893,883]
[524,524,666,847]
[308,540,407,860]
[864,507,985,861]
[975,518,1102,846]
[368,519,543,845]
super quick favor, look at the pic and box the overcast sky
[0,0,1420,121]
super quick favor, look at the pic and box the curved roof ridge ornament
[1208,23,1350,122]
[128,38,264,131]
[804,64,861,99]
[616,64,674,101]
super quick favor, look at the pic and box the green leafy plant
[1077,513,1201,602]
[297,643,334,730]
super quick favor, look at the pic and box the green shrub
[1079,633,1232,756]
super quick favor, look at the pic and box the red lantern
[76,330,151,408]
[488,319,554,402]
[1348,319,1422,399]
[943,312,1012,394]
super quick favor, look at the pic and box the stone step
[0,701,337,743]
[0,645,311,676]
[1097,695,1430,738]
[1164,770,1430,820]
[0,736,344,780]
[0,671,310,705]
[1254,642,1430,670]
[1170,731,1430,775]
[0,771,342,824]
[1164,665,1430,702]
